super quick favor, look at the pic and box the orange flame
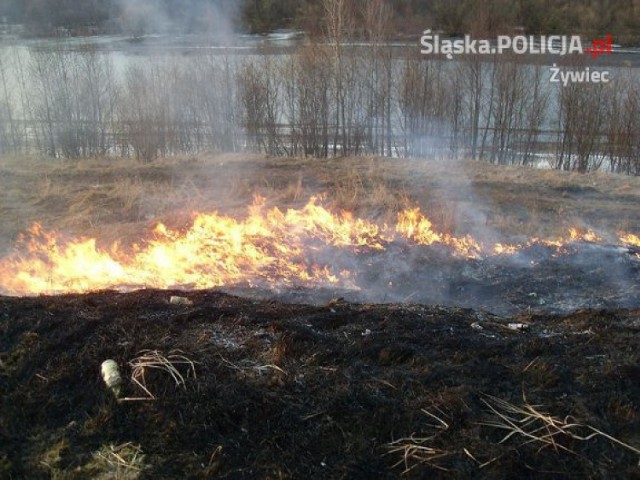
[396,208,481,257]
[0,197,636,296]
[620,233,640,247]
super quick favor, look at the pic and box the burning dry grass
[1,194,627,296]
[0,153,639,297]
[621,233,640,247]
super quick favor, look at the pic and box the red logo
[585,35,613,59]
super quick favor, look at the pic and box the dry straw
[385,408,451,473]
[480,394,640,456]
[121,349,197,401]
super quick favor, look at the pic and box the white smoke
[115,0,242,39]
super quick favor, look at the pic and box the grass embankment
[1,154,638,253]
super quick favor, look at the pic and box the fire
[0,197,637,296]
[491,228,602,256]
[396,208,481,257]
[6,224,128,294]
[493,243,520,255]
[620,233,640,247]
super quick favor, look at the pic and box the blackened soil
[1,290,639,479]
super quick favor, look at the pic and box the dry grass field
[1,154,638,253]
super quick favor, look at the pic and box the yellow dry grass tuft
[124,349,197,401]
[480,394,640,456]
[93,442,145,479]
[385,408,451,473]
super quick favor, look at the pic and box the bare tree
[363,0,394,156]
[0,48,19,154]
[604,69,639,175]
[238,55,282,155]
[451,47,488,161]
[29,49,58,157]
[288,43,332,157]
[399,55,452,158]
[555,57,608,173]
[323,0,354,156]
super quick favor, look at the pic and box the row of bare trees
[556,67,639,174]
[0,44,242,161]
[0,29,638,174]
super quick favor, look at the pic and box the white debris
[361,329,372,336]
[508,323,529,331]
[101,359,122,397]
[471,322,483,330]
[169,296,193,306]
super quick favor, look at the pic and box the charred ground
[1,290,639,478]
